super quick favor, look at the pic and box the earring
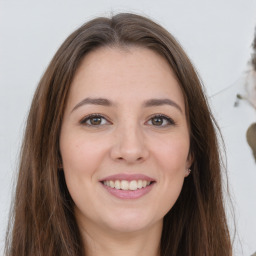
[187,168,191,174]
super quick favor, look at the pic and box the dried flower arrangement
[246,28,256,161]
[235,27,256,161]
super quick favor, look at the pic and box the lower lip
[101,183,154,199]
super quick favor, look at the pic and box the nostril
[136,157,144,162]
[115,156,143,162]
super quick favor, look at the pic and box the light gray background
[1,0,256,255]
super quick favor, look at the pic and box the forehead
[67,46,185,110]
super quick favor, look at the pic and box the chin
[101,209,160,233]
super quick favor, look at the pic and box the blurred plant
[247,123,256,161]
[235,27,256,109]
[235,27,256,161]
[246,27,256,161]
[251,27,256,71]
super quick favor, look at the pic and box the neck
[78,219,162,256]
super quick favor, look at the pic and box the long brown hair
[5,13,232,255]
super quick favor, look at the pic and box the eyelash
[79,114,175,127]
[80,114,111,127]
[146,114,175,127]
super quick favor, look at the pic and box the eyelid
[146,114,176,126]
[79,113,112,126]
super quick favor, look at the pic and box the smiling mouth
[101,180,154,191]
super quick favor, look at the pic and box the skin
[60,46,192,256]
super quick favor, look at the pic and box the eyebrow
[71,97,182,113]
[143,98,183,113]
[72,97,113,112]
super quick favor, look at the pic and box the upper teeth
[103,180,151,190]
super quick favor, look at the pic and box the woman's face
[60,47,192,234]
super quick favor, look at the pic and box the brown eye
[152,117,164,126]
[90,117,102,125]
[147,115,175,127]
[80,114,109,126]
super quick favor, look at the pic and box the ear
[184,152,194,177]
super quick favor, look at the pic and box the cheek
[150,136,189,213]
[60,134,107,177]
[59,135,106,208]
[60,135,107,212]
[153,135,190,173]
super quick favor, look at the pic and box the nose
[110,124,149,164]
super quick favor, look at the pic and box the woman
[5,13,232,255]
